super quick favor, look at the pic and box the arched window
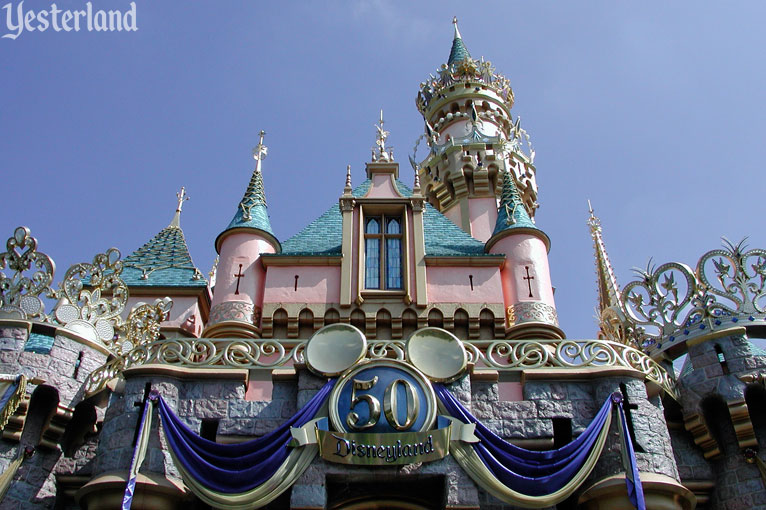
[364,215,402,290]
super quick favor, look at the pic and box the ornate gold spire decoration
[239,130,269,222]
[372,110,393,162]
[253,130,268,167]
[587,201,623,312]
[169,186,189,228]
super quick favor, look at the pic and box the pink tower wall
[468,197,498,243]
[490,233,556,310]
[212,233,276,310]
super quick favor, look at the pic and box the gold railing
[84,337,676,399]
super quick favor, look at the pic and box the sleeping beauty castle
[2,20,766,510]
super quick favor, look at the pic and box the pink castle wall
[426,266,503,303]
[263,266,341,303]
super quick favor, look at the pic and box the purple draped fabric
[122,396,151,510]
[157,379,334,494]
[435,384,611,496]
[617,402,646,510]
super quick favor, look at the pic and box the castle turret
[121,187,210,337]
[204,131,280,338]
[486,170,561,338]
[414,18,538,243]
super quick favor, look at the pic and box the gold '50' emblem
[346,376,420,431]
[329,360,437,434]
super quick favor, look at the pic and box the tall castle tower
[415,19,560,339]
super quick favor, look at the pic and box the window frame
[358,205,409,299]
[364,214,403,290]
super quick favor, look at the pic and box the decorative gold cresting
[0,227,55,320]
[83,335,676,399]
[620,238,766,356]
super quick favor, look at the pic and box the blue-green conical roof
[217,168,280,252]
[448,22,471,66]
[122,223,207,287]
[487,171,548,250]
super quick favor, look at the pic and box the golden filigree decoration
[0,227,55,320]
[53,248,128,344]
[84,336,676,399]
[113,297,173,354]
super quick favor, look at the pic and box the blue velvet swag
[156,379,334,494]
[435,384,612,497]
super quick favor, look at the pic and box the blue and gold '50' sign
[329,360,437,434]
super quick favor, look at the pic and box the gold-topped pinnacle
[253,130,268,166]
[344,164,352,194]
[587,199,601,235]
[176,186,189,213]
[170,186,189,228]
[372,110,393,162]
[452,16,461,39]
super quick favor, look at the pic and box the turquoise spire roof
[122,222,207,287]
[487,171,548,250]
[224,169,275,237]
[216,135,280,252]
[447,18,471,66]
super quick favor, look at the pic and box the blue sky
[2,1,765,339]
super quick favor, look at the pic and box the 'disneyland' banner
[315,416,451,465]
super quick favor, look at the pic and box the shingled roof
[122,224,207,287]
[274,179,487,258]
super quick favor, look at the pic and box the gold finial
[373,110,392,162]
[253,130,268,165]
[452,16,462,39]
[587,199,601,234]
[176,186,189,213]
[344,164,352,193]
[170,186,189,228]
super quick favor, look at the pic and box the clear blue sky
[2,1,765,339]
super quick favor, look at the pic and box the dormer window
[364,215,402,289]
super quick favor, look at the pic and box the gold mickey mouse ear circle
[406,327,467,383]
[305,323,367,377]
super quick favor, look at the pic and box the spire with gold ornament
[486,171,561,339]
[587,202,629,342]
[205,131,280,338]
[413,18,538,243]
[121,187,210,337]
[215,130,279,252]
